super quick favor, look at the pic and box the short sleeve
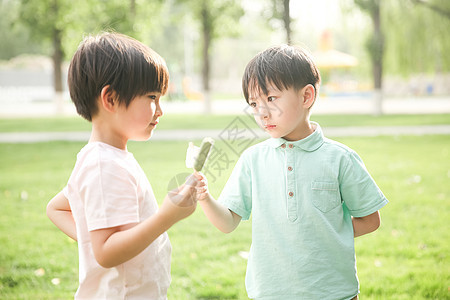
[79,159,140,231]
[218,153,252,220]
[339,151,388,217]
[63,185,69,198]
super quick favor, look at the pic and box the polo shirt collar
[267,122,324,152]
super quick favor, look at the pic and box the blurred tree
[177,0,244,114]
[82,0,165,46]
[83,0,137,37]
[18,0,74,105]
[265,0,292,45]
[349,0,450,103]
[354,0,384,115]
[0,1,46,60]
[384,0,450,75]
[16,0,163,111]
[411,0,450,18]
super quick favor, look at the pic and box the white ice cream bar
[194,137,214,171]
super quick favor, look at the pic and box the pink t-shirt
[64,142,171,299]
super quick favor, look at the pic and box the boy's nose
[156,103,164,117]
[258,104,270,119]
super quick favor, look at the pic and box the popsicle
[193,137,214,172]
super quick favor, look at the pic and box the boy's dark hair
[68,32,169,121]
[242,45,321,103]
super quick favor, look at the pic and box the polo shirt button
[288,191,294,197]
[281,144,286,148]
[288,166,293,171]
[288,144,294,148]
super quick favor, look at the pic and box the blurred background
[1,1,449,298]
[1,0,449,117]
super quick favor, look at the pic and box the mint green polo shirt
[218,122,388,300]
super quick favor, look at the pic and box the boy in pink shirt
[46,32,199,299]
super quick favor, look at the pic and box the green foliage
[4,0,449,81]
[14,0,165,61]
[176,0,244,41]
[354,0,381,12]
[0,135,449,298]
[81,0,165,42]
[348,0,450,76]
[0,1,47,60]
[18,0,75,59]
[384,0,450,75]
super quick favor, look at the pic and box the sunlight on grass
[0,136,448,298]
[0,113,449,132]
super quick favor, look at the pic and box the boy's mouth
[150,121,159,126]
[265,124,276,129]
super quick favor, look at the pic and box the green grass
[0,135,449,299]
[0,113,449,132]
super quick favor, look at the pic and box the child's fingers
[196,185,207,193]
[193,171,207,180]
[199,172,209,185]
[165,174,200,208]
[170,185,197,207]
[193,170,202,179]
[184,174,198,187]
[197,179,207,187]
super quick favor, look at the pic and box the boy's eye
[268,96,276,102]
[148,95,157,100]
[249,102,257,108]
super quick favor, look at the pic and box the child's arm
[47,191,77,241]
[352,211,381,237]
[89,175,198,268]
[195,172,241,233]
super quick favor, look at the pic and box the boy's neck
[283,120,316,142]
[89,119,128,150]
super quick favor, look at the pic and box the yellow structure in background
[182,77,203,101]
[313,30,358,69]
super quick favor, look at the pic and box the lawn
[0,113,449,132]
[0,134,449,299]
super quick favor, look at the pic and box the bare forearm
[94,212,172,268]
[352,211,381,237]
[48,211,77,241]
[199,194,241,233]
[93,191,197,268]
[47,191,77,241]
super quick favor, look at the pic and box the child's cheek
[253,115,263,128]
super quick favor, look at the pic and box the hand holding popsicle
[159,174,198,224]
[195,172,210,201]
[186,137,214,172]
[186,138,214,201]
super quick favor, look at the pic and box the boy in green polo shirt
[196,45,388,300]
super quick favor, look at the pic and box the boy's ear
[301,84,315,109]
[99,85,117,113]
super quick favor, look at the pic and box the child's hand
[167,174,198,207]
[194,172,210,201]
[159,174,198,223]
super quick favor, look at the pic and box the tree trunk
[283,0,291,44]
[53,28,63,94]
[371,0,384,116]
[51,0,64,114]
[201,1,212,114]
[130,0,136,18]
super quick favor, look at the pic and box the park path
[1,125,449,143]
[3,96,450,117]
[1,97,449,143]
